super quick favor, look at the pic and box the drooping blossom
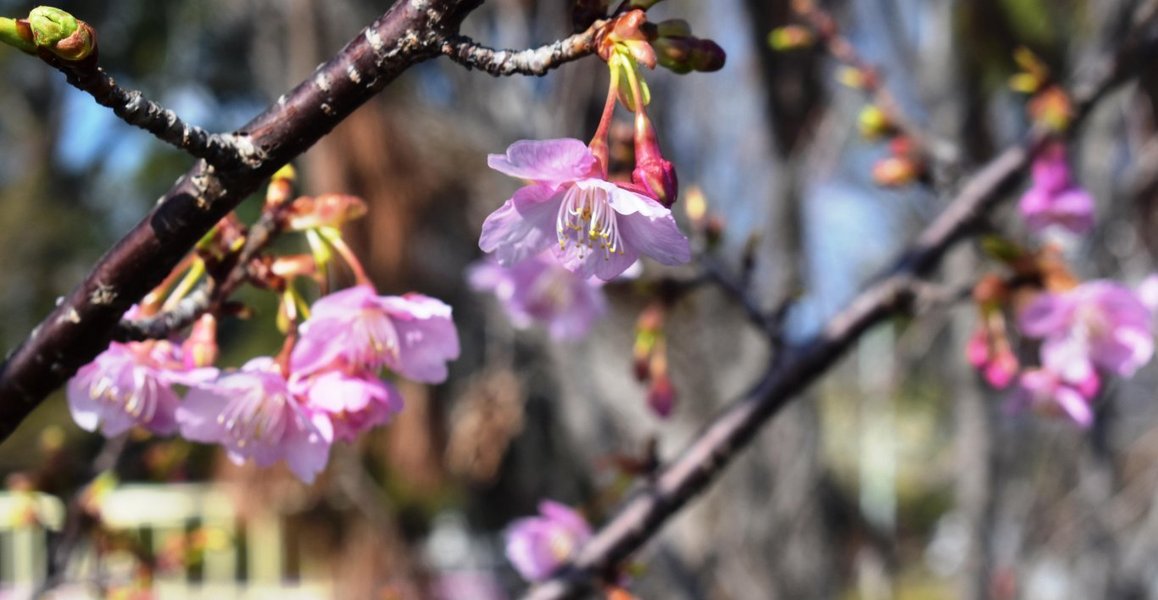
[480,138,690,280]
[1010,367,1100,428]
[177,357,333,483]
[504,500,592,582]
[291,285,460,384]
[468,253,607,341]
[294,370,402,443]
[1018,280,1154,381]
[67,339,217,437]
[1018,142,1095,235]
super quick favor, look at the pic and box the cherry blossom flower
[468,253,607,341]
[1011,367,1100,428]
[1018,280,1154,381]
[504,500,592,582]
[295,370,402,442]
[480,138,690,280]
[67,340,216,437]
[1018,143,1095,235]
[291,285,460,384]
[177,357,333,483]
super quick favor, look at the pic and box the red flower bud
[647,373,675,418]
[632,112,678,206]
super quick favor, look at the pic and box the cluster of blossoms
[473,10,709,339]
[69,287,459,482]
[966,133,1154,427]
[68,167,460,483]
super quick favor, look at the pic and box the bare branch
[440,23,599,76]
[43,54,255,170]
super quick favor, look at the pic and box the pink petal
[479,186,559,266]
[1054,387,1094,428]
[391,311,461,383]
[617,211,692,267]
[1017,293,1072,338]
[488,138,598,186]
[1041,336,1094,383]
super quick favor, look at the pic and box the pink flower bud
[647,373,675,418]
[632,112,678,206]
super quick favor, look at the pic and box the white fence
[0,484,329,599]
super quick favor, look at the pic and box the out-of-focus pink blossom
[291,285,460,384]
[1011,367,1100,428]
[1018,143,1095,235]
[295,371,402,443]
[177,357,333,483]
[1136,274,1158,314]
[480,138,690,280]
[504,500,592,582]
[468,253,606,341]
[67,340,216,437]
[1018,280,1153,381]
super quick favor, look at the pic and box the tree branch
[0,0,483,442]
[440,23,599,76]
[524,16,1158,599]
[43,54,255,170]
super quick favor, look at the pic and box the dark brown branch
[524,18,1158,600]
[440,23,599,76]
[0,0,484,442]
[43,55,252,170]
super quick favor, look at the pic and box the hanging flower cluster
[965,142,1153,428]
[474,9,722,339]
[67,168,460,482]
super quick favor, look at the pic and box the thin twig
[42,55,255,170]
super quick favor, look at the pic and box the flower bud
[857,105,891,140]
[983,347,1018,389]
[632,112,678,206]
[264,164,297,208]
[654,19,692,38]
[597,10,656,69]
[687,38,725,72]
[871,155,920,187]
[972,274,1008,310]
[271,254,318,280]
[27,7,95,61]
[768,25,814,51]
[653,35,725,74]
[836,66,870,89]
[287,194,368,230]
[647,371,675,418]
[1027,86,1073,133]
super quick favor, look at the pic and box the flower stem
[589,64,621,174]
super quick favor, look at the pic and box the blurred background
[1,0,1158,598]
